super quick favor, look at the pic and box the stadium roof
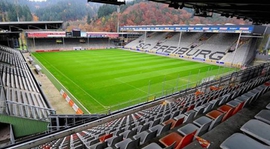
[88,0,125,5]
[0,21,63,32]
[148,0,270,24]
[120,24,268,35]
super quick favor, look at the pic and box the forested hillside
[0,0,100,22]
[68,1,250,32]
[0,0,250,32]
[35,0,100,21]
[0,0,32,21]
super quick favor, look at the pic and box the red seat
[206,110,223,119]
[232,101,245,115]
[264,82,270,86]
[187,104,195,111]
[217,105,234,113]
[218,101,244,115]
[159,130,196,149]
[206,108,234,122]
[173,117,185,128]
[99,133,113,142]
[163,119,175,128]
[163,117,185,129]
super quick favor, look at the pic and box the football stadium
[0,0,270,149]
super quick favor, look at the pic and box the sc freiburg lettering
[209,52,226,60]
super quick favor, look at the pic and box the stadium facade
[0,21,270,149]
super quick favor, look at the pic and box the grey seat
[218,96,229,106]
[134,123,150,133]
[149,122,172,136]
[85,136,95,142]
[177,121,211,137]
[255,110,270,125]
[115,138,140,149]
[194,104,205,110]
[88,138,100,146]
[220,133,270,149]
[105,135,123,147]
[234,95,252,107]
[113,128,125,136]
[150,118,161,127]
[184,110,196,123]
[147,117,154,122]
[209,99,219,109]
[133,130,157,145]
[142,142,163,149]
[230,91,239,100]
[161,114,171,122]
[193,106,204,117]
[89,141,107,149]
[241,93,256,106]
[240,119,270,145]
[226,100,241,108]
[202,103,214,113]
[266,103,270,110]
[120,129,137,139]
[193,113,225,130]
[142,142,176,149]
[171,111,180,118]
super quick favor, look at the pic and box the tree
[87,13,91,24]
[32,14,39,21]
[97,4,117,18]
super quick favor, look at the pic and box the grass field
[32,49,236,113]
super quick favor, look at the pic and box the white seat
[177,121,211,137]
[193,116,212,127]
[220,133,270,149]
[193,113,225,130]
[115,138,140,149]
[226,100,241,108]
[255,110,270,125]
[240,119,270,145]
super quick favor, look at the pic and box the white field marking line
[36,54,106,110]
[45,62,106,109]
[115,78,148,94]
[48,65,107,109]
[34,55,91,114]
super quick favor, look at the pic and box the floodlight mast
[117,6,120,32]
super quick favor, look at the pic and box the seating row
[37,76,270,149]
[0,45,54,121]
[220,87,270,149]
[142,79,270,149]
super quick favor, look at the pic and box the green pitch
[32,49,235,113]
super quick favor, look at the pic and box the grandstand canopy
[0,21,63,32]
[120,24,267,35]
[148,0,270,24]
[88,0,125,5]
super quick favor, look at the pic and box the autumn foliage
[68,1,249,32]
